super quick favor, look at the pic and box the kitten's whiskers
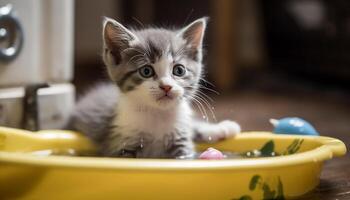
[199,77,215,88]
[192,93,217,122]
[186,95,208,122]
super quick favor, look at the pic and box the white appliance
[0,0,75,130]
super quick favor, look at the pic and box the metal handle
[0,4,24,61]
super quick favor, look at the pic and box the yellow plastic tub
[0,126,346,200]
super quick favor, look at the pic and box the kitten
[66,17,241,158]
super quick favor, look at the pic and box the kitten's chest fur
[104,98,194,158]
[116,101,182,134]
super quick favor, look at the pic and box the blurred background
[74,0,350,140]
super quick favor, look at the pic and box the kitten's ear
[177,17,208,60]
[102,17,138,64]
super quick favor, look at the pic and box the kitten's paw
[217,120,241,139]
[193,120,241,142]
[194,120,241,143]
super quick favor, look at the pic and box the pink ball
[199,147,225,160]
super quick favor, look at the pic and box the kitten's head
[102,17,207,110]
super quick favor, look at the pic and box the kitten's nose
[159,85,172,93]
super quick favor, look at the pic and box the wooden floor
[211,88,350,200]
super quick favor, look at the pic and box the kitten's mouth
[157,94,174,101]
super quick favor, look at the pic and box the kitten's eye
[139,65,155,78]
[173,64,186,77]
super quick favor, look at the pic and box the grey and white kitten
[66,17,241,158]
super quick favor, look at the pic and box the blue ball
[270,117,319,136]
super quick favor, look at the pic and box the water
[29,148,279,159]
[177,150,279,160]
[30,149,279,159]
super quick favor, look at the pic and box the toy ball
[270,117,319,136]
[199,147,225,160]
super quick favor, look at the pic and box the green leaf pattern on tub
[237,195,252,200]
[259,140,275,156]
[233,175,285,200]
[233,139,305,200]
[249,175,261,190]
[243,139,304,157]
[282,139,304,155]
